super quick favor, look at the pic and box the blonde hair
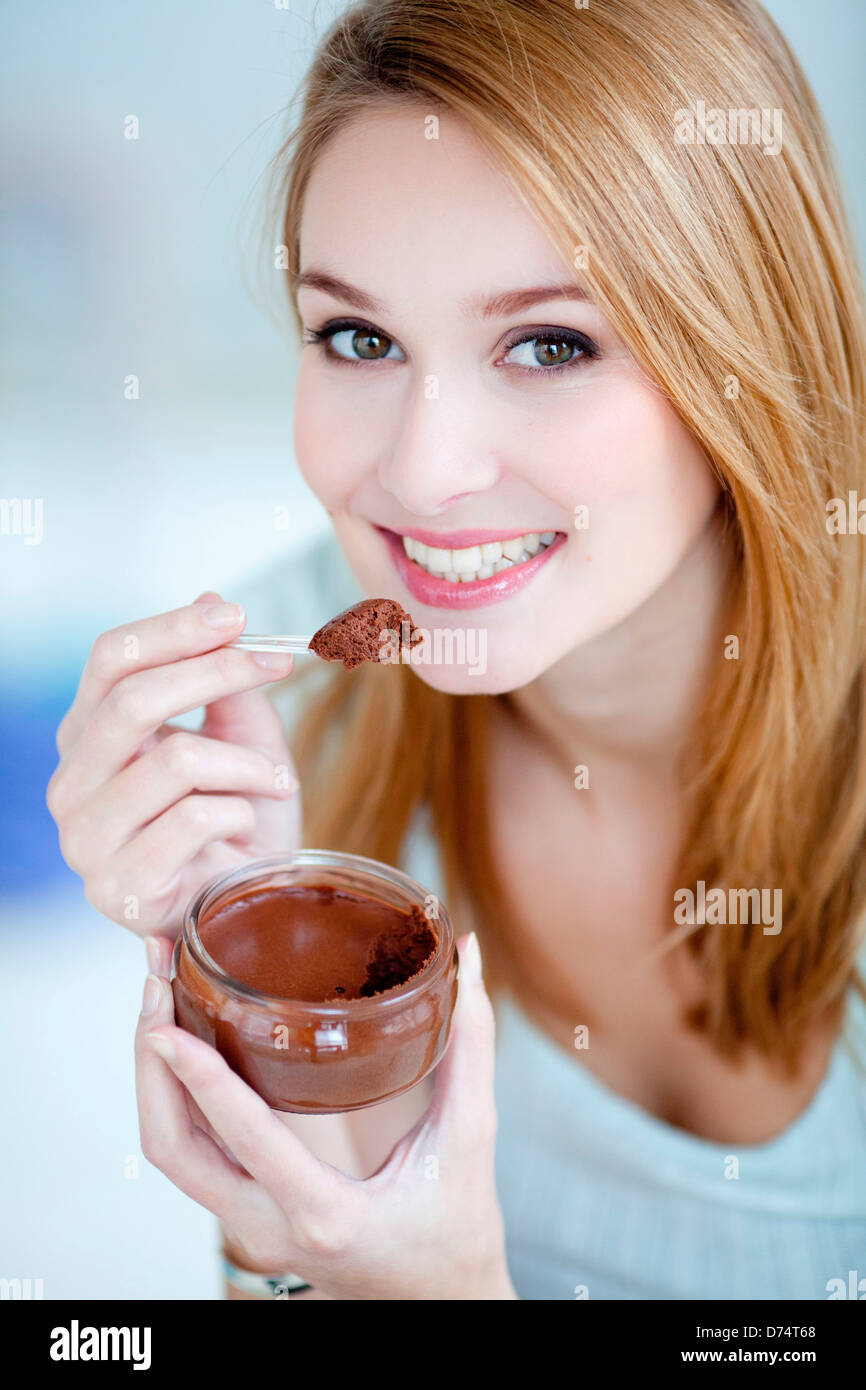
[265,0,866,1068]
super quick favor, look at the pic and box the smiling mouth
[398,529,560,583]
[376,524,567,610]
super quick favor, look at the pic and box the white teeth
[400,529,560,582]
[451,545,483,574]
[426,546,452,573]
[501,537,525,562]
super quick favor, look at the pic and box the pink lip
[378,526,567,610]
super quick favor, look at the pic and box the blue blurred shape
[0,684,79,895]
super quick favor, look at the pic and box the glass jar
[171,850,458,1113]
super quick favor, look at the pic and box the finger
[58,596,245,754]
[140,935,245,1161]
[141,941,250,1167]
[88,794,258,921]
[57,594,267,756]
[426,933,498,1158]
[49,645,293,815]
[135,971,251,1220]
[141,1023,349,1226]
[58,732,296,871]
[191,597,294,771]
[144,933,174,977]
[202,680,297,772]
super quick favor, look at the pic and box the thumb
[429,931,498,1156]
[196,593,296,772]
[202,678,296,772]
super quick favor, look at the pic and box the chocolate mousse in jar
[171,850,458,1113]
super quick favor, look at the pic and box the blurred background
[1,0,865,1298]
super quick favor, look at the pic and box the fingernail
[253,651,292,670]
[146,1032,176,1061]
[201,602,244,630]
[274,765,300,794]
[194,591,222,605]
[463,931,483,984]
[144,935,161,974]
[142,974,161,1015]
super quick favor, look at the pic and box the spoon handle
[229,635,312,655]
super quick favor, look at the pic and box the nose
[377,381,500,515]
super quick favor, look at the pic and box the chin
[404,660,516,697]
[390,628,576,696]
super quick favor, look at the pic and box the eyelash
[301,317,600,376]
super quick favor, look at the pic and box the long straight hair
[265,0,866,1069]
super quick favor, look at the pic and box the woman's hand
[46,592,299,938]
[135,934,517,1300]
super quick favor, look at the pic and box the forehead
[297,106,571,316]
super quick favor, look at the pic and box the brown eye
[502,329,597,374]
[352,329,391,359]
[312,323,406,363]
[533,338,576,367]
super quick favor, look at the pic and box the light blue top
[241,533,866,1301]
[489,985,866,1301]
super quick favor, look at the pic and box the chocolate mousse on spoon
[230,597,422,669]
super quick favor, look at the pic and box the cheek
[293,359,367,508]
[544,375,718,564]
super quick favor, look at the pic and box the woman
[48,0,866,1299]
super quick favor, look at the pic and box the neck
[506,499,734,791]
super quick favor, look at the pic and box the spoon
[229,635,313,655]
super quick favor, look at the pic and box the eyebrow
[293,269,589,319]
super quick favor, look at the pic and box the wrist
[220,1226,312,1298]
[220,1230,277,1275]
[222,1253,312,1299]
